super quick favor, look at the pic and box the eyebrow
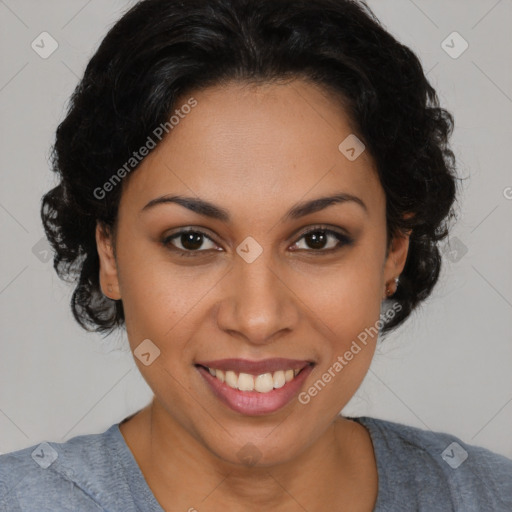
[140,192,367,222]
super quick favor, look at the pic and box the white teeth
[273,370,286,389]
[237,372,255,391]
[207,366,305,393]
[225,370,238,388]
[254,373,274,393]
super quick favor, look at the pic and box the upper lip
[195,358,313,375]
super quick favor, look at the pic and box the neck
[120,400,378,511]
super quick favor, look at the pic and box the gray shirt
[1,415,511,511]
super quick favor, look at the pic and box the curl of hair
[41,0,460,336]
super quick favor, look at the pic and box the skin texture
[96,79,410,511]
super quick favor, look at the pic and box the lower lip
[197,365,314,416]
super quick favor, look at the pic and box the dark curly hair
[41,0,460,337]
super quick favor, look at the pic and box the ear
[382,225,411,300]
[96,222,121,300]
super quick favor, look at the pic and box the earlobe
[95,222,121,300]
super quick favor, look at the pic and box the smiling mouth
[194,357,315,415]
[195,365,309,393]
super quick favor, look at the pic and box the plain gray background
[1,0,511,459]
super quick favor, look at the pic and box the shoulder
[0,424,129,511]
[353,416,512,511]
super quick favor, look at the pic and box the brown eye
[304,231,329,250]
[178,232,205,251]
[291,227,353,252]
[163,229,219,256]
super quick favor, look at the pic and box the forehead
[119,79,384,221]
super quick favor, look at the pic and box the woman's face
[96,79,409,466]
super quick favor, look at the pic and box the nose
[215,249,300,346]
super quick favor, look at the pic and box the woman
[1,0,510,510]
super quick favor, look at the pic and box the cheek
[299,252,383,342]
[294,251,384,408]
[117,243,223,345]
[117,253,217,416]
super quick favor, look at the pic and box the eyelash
[162,226,354,258]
